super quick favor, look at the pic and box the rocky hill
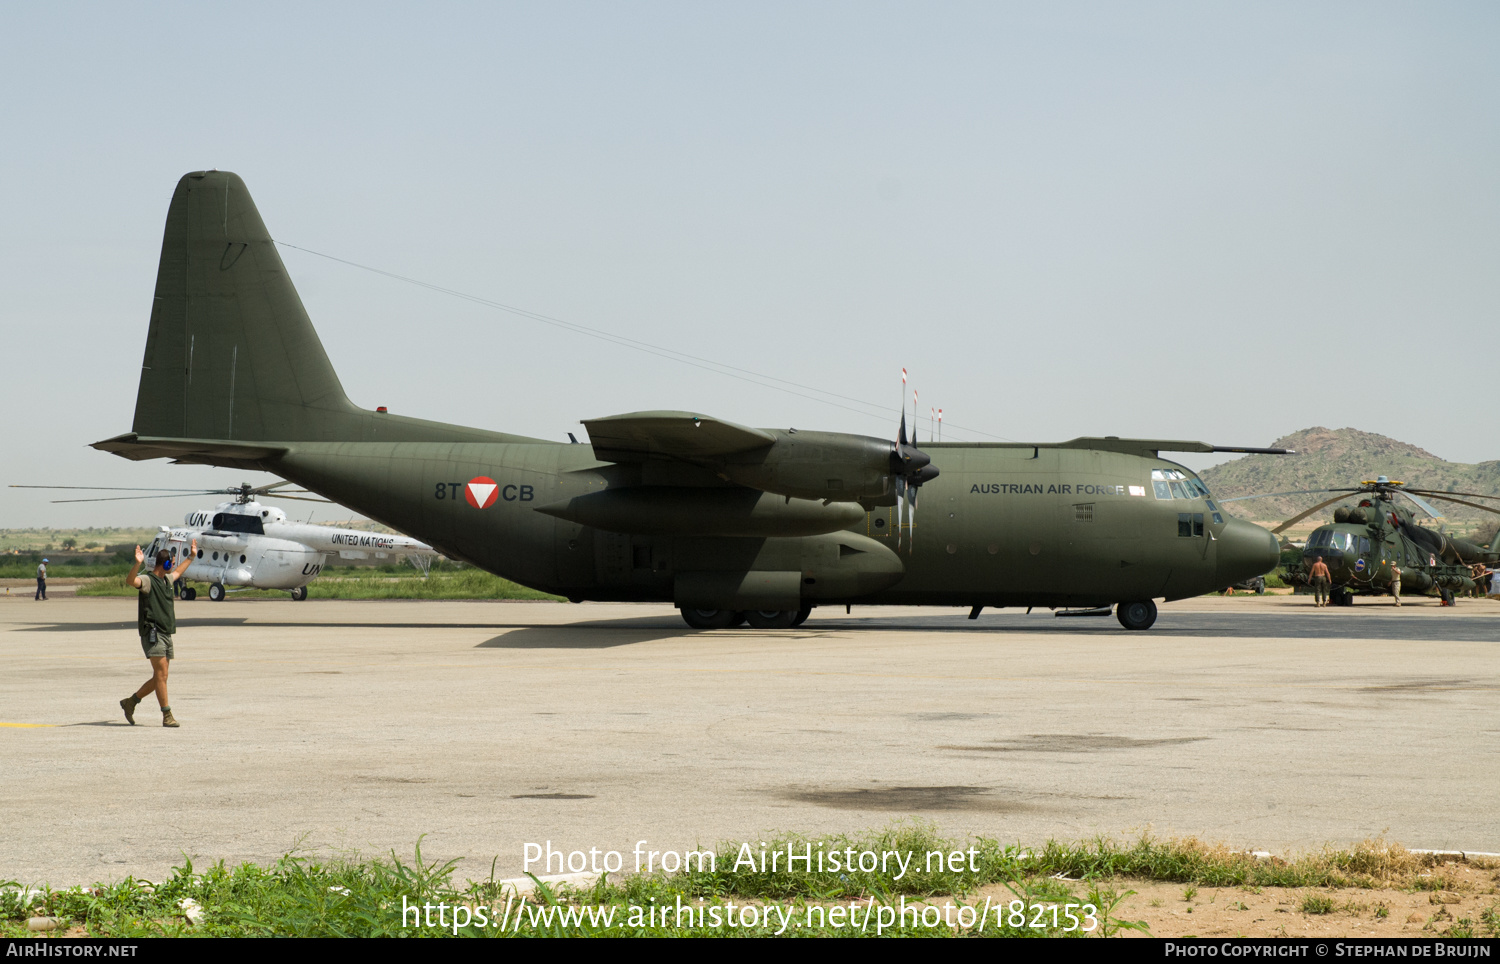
[1199,427,1500,536]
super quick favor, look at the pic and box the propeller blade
[1271,493,1357,535]
[895,476,905,549]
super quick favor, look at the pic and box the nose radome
[1217,518,1280,586]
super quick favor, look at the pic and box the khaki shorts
[140,630,174,660]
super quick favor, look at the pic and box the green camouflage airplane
[93,172,1283,631]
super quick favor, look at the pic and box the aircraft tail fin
[130,171,361,442]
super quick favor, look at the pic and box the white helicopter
[14,481,436,601]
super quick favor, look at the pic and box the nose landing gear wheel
[290,586,308,601]
[1116,599,1157,630]
[181,587,197,601]
[207,583,225,602]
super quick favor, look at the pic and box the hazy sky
[4,2,1498,528]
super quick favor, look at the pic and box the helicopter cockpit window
[211,513,265,535]
[1152,469,1211,501]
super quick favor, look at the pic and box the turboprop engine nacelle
[718,431,902,503]
[536,486,864,537]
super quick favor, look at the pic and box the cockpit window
[1308,530,1355,551]
[1152,468,1211,501]
[211,513,265,535]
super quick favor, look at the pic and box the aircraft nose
[1217,517,1280,586]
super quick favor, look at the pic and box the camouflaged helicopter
[1224,477,1500,605]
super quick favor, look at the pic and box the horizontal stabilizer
[581,411,775,463]
[91,433,287,470]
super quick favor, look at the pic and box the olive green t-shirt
[138,572,176,636]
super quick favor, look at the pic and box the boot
[162,707,180,728]
[120,696,140,725]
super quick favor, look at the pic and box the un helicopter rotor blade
[246,480,298,495]
[44,493,234,504]
[260,494,335,504]
[1271,493,1357,535]
[9,485,225,493]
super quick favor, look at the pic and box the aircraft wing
[1056,438,1295,458]
[581,411,776,463]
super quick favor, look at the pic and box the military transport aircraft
[90,171,1284,630]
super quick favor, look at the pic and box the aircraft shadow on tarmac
[477,623,693,649]
[11,612,1497,644]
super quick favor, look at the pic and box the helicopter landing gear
[290,586,308,601]
[180,586,197,601]
[790,605,812,628]
[207,583,225,602]
[1116,599,1158,631]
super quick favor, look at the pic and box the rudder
[133,171,361,442]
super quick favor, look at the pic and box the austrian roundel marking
[464,476,499,509]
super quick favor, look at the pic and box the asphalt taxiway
[3,594,1496,885]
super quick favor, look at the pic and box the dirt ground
[968,861,1500,938]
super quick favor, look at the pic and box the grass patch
[5,831,1490,938]
[0,562,130,579]
[1022,835,1490,890]
[76,569,562,601]
[1301,893,1335,914]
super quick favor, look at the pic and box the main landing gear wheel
[1116,599,1157,631]
[789,606,812,628]
[180,587,197,601]
[207,583,226,602]
[679,608,737,629]
[745,610,796,629]
[290,586,308,601]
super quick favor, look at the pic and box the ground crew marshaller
[1389,564,1402,607]
[35,558,47,600]
[1309,555,1331,607]
[120,541,195,727]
